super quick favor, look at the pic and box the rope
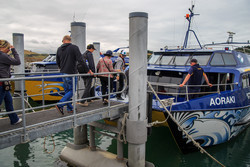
[117,113,128,144]
[147,81,226,167]
[43,135,55,154]
[14,92,35,113]
[148,99,173,127]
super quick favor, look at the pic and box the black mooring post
[147,92,153,136]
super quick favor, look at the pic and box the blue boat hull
[165,106,250,153]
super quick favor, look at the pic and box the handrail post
[42,74,45,110]
[108,73,111,117]
[185,85,189,101]
[217,74,221,94]
[73,76,77,127]
[21,79,28,143]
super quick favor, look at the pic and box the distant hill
[24,50,48,62]
[235,45,250,54]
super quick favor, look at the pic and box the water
[0,126,249,167]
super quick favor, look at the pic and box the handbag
[3,81,11,91]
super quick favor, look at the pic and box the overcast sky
[1,0,250,53]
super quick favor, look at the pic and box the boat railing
[148,81,238,102]
[0,71,127,138]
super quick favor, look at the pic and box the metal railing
[0,71,127,140]
[148,81,239,102]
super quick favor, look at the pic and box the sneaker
[55,105,64,115]
[79,102,89,107]
[117,97,124,100]
[67,109,77,114]
[103,99,109,105]
[13,118,22,125]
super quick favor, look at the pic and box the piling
[93,42,101,70]
[71,22,86,54]
[70,22,88,147]
[127,12,148,167]
[12,33,26,110]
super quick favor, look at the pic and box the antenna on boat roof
[182,4,202,49]
[73,12,76,22]
[227,31,236,43]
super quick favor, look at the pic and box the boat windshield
[148,52,212,66]
[169,56,189,65]
[148,54,161,64]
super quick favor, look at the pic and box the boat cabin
[147,49,250,102]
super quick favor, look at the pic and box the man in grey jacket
[0,40,22,125]
[114,51,126,100]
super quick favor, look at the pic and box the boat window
[147,70,183,94]
[210,53,224,66]
[190,55,210,66]
[222,53,236,65]
[242,73,250,88]
[148,54,161,64]
[169,56,189,66]
[158,56,173,65]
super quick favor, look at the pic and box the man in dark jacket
[55,35,93,115]
[180,59,212,99]
[0,40,22,125]
[79,44,96,106]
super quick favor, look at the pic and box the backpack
[77,51,88,74]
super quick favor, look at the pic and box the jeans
[57,74,77,111]
[100,77,114,101]
[0,86,19,124]
[81,77,93,103]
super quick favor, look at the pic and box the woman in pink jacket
[96,50,120,104]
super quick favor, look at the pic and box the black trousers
[81,77,93,103]
[100,77,114,101]
[188,87,201,100]
[117,74,124,97]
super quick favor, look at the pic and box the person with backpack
[114,51,126,100]
[78,44,96,107]
[96,50,120,105]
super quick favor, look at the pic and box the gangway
[0,72,128,149]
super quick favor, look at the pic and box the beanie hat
[0,40,10,49]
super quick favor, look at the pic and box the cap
[87,44,96,50]
[120,50,126,56]
[0,40,10,49]
[190,58,198,63]
[104,50,113,57]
